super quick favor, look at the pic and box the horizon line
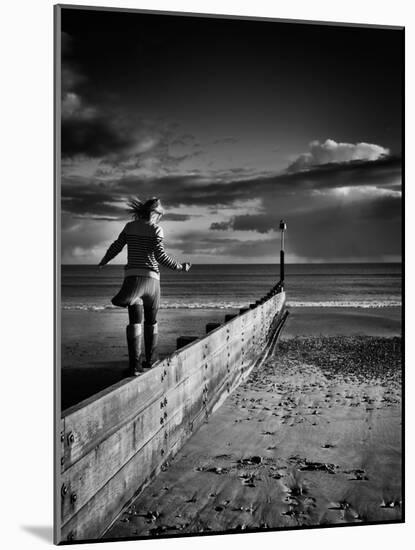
[61,261,403,266]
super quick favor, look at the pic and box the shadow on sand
[61,360,130,411]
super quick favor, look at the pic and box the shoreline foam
[62,300,402,311]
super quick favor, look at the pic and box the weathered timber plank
[61,385,208,542]
[61,347,215,526]
[60,418,65,473]
[166,363,206,430]
[164,326,236,390]
[61,359,209,526]
[62,340,230,521]
[62,366,164,469]
[204,344,235,400]
[61,387,166,524]
[59,291,286,541]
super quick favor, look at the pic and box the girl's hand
[181,262,192,272]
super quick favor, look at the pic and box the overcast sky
[60,8,403,264]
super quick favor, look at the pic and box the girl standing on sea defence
[98,198,191,376]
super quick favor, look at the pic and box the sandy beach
[61,306,401,410]
[105,332,402,539]
[61,308,237,410]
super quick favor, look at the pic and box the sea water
[60,263,402,408]
[61,263,402,311]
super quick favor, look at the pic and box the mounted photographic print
[54,4,404,544]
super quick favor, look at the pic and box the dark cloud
[202,157,401,260]
[62,116,138,158]
[207,193,401,259]
[212,137,239,145]
[59,10,402,263]
[68,211,193,223]
[210,220,234,231]
[61,154,401,262]
[231,215,275,234]
[167,232,281,260]
[61,40,156,161]
[61,213,115,262]
[61,32,74,56]
[170,235,242,255]
[219,195,402,238]
[72,215,121,222]
[62,156,401,218]
[284,195,401,260]
[61,37,203,165]
[173,193,401,261]
[163,213,193,221]
[280,156,401,192]
[210,238,280,258]
[61,179,197,222]
[61,52,139,158]
[170,134,198,147]
[61,95,203,165]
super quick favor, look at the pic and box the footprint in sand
[237,456,263,465]
[343,468,368,481]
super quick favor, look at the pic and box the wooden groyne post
[279,219,287,285]
[57,288,288,543]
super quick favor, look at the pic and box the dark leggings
[128,303,142,324]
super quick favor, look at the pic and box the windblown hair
[127,197,163,220]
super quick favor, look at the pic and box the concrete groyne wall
[58,286,287,543]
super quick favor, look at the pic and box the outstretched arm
[98,228,127,266]
[153,226,184,271]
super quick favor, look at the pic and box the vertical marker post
[279,219,287,286]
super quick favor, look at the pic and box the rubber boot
[142,323,158,369]
[126,323,142,376]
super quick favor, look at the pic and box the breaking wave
[286,300,401,308]
[62,299,401,312]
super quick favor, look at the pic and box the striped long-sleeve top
[99,220,183,279]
